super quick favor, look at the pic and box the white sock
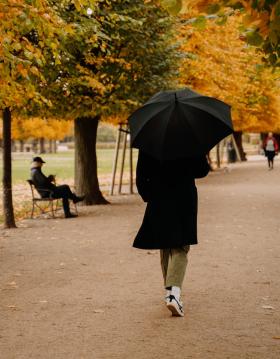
[171,286,181,300]
[165,289,171,298]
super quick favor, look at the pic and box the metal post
[129,139,133,194]
[220,139,226,164]
[118,131,127,194]
[231,134,242,162]
[110,124,122,195]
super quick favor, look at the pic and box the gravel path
[0,159,279,359]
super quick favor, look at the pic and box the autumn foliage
[11,118,73,141]
[162,0,280,65]
[178,11,280,132]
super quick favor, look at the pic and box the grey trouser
[160,246,190,289]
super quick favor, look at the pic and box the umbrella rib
[132,104,175,157]
[180,100,232,127]
[178,105,205,148]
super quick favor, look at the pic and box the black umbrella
[128,88,233,160]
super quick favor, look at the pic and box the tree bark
[233,131,247,161]
[49,139,53,153]
[216,143,221,168]
[32,139,38,153]
[206,151,213,171]
[2,108,16,228]
[11,140,16,152]
[20,140,25,152]
[39,137,46,153]
[75,116,109,205]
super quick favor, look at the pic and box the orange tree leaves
[10,117,73,141]
[178,11,280,132]
[161,0,280,65]
[0,0,67,111]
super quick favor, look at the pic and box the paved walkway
[0,158,280,358]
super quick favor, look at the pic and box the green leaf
[275,3,280,17]
[207,4,220,14]
[246,31,264,46]
[268,53,278,65]
[270,31,278,46]
[216,15,227,26]
[161,0,182,15]
[193,16,207,30]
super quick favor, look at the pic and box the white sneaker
[165,290,171,303]
[166,295,184,317]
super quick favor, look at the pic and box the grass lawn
[0,149,138,184]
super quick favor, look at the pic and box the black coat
[31,167,56,197]
[133,151,210,250]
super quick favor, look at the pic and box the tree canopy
[179,10,280,132]
[0,0,67,112]
[161,0,280,65]
[42,0,179,121]
[10,118,73,141]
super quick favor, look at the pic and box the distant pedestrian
[134,151,210,317]
[263,133,278,170]
[30,157,85,218]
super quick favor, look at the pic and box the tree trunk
[32,139,38,153]
[49,139,53,153]
[20,139,24,152]
[11,140,16,152]
[39,137,46,153]
[2,108,16,228]
[233,131,247,161]
[53,140,57,153]
[75,116,109,205]
[216,143,221,168]
[206,151,213,171]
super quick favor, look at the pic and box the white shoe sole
[166,302,184,317]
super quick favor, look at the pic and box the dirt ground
[0,158,280,359]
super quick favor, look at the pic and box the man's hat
[33,156,46,163]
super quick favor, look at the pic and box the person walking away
[134,151,210,317]
[263,132,278,170]
[30,157,85,218]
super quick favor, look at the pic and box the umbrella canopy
[128,88,234,160]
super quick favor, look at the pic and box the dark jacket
[31,167,56,197]
[133,151,210,250]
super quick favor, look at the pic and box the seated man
[30,156,84,218]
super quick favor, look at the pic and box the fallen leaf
[262,305,274,310]
[93,309,104,314]
[272,337,280,340]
